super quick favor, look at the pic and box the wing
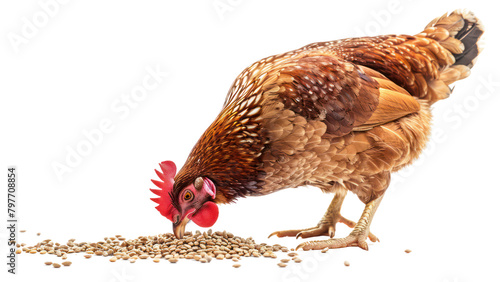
[261,52,420,138]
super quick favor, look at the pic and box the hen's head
[150,161,219,239]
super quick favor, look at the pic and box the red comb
[150,161,177,221]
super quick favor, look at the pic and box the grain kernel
[232,263,241,268]
[109,257,117,262]
[344,261,350,267]
[53,263,61,268]
[405,249,412,253]
[44,262,52,265]
[321,247,329,253]
[277,263,287,268]
[62,261,72,266]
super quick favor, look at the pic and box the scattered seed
[29,250,37,254]
[139,254,149,259]
[168,258,178,263]
[405,249,412,253]
[281,259,290,263]
[321,247,329,253]
[62,261,72,266]
[278,263,287,268]
[84,254,91,259]
[344,261,350,267]
[199,258,207,263]
[288,252,298,257]
[233,263,241,268]
[44,262,52,265]
[53,263,61,268]
[130,259,136,263]
[20,230,26,233]
[37,233,41,236]
[294,258,302,263]
[109,257,117,262]
[153,258,160,263]
[15,249,22,254]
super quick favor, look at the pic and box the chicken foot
[268,190,378,242]
[296,194,383,251]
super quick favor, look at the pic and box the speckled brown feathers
[173,10,483,205]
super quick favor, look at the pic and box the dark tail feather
[453,18,484,66]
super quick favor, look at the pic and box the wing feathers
[362,88,421,128]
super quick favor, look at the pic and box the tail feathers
[424,10,484,69]
[417,10,484,104]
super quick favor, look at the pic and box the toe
[368,233,379,242]
[268,230,299,238]
[296,227,328,239]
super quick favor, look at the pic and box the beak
[173,216,190,239]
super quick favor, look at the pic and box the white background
[1,1,499,282]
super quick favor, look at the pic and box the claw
[296,242,307,251]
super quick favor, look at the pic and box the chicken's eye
[183,190,194,201]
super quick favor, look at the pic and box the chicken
[150,10,484,250]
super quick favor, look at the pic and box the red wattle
[189,201,219,228]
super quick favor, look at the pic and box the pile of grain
[18,229,300,268]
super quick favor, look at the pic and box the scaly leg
[268,190,378,241]
[297,194,384,251]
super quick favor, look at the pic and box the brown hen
[151,10,484,250]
